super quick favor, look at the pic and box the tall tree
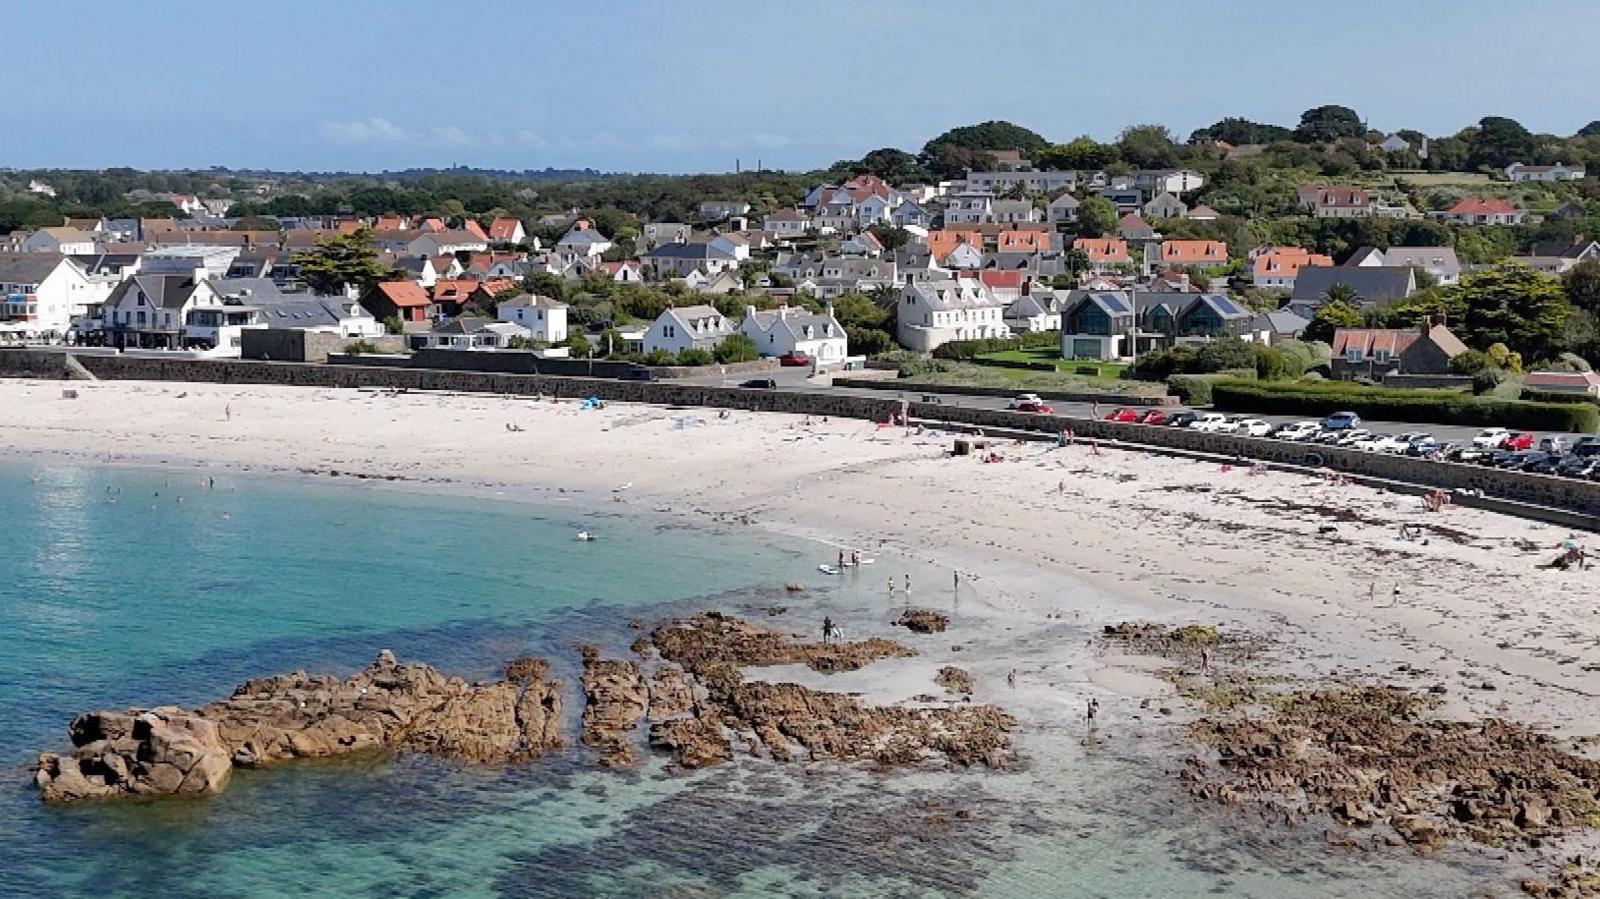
[1563,259,1600,315]
[293,229,395,295]
[1305,297,1363,343]
[1294,105,1365,142]
[1116,124,1178,168]
[1036,136,1119,170]
[850,148,929,184]
[1467,116,1536,169]
[1189,116,1293,146]
[919,120,1048,176]
[1075,195,1118,237]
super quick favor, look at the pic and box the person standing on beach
[904,574,911,594]
[822,616,834,645]
[224,403,231,422]
[887,577,895,595]
[1086,697,1099,726]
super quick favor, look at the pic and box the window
[1346,347,1363,363]
[1374,349,1390,363]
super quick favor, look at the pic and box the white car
[1472,427,1510,449]
[1349,432,1388,452]
[1334,428,1373,447]
[1190,413,1230,433]
[1371,433,1414,454]
[1235,418,1272,437]
[1275,421,1321,442]
[1014,393,1043,405]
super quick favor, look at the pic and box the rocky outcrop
[895,608,950,634]
[650,611,916,674]
[646,664,696,723]
[36,651,563,803]
[935,666,974,695]
[648,709,731,769]
[580,646,648,768]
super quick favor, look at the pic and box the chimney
[744,304,757,321]
[823,300,835,320]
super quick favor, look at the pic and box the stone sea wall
[832,377,1177,406]
[4,348,1599,524]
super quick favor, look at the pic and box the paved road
[690,368,1522,446]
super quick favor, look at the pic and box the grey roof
[224,256,273,278]
[644,241,736,261]
[1380,246,1460,275]
[1290,266,1415,304]
[1253,309,1311,334]
[1188,294,1251,320]
[557,228,610,247]
[906,279,1002,311]
[70,252,140,275]
[1071,291,1134,316]
[210,277,289,304]
[105,274,201,310]
[258,301,343,329]
[1529,240,1599,260]
[0,251,72,283]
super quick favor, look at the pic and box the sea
[0,461,1516,898]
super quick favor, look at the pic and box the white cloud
[432,126,472,145]
[514,130,548,147]
[319,117,411,144]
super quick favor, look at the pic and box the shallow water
[0,462,1515,897]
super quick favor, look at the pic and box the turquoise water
[0,462,1515,897]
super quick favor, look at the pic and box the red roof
[1072,238,1130,263]
[1330,328,1421,358]
[1448,197,1519,216]
[375,281,430,308]
[487,217,523,240]
[1160,240,1228,264]
[1525,371,1600,390]
[462,220,489,240]
[997,230,1048,252]
[928,230,984,259]
[979,271,1025,289]
[1252,247,1333,278]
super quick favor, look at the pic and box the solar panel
[1211,296,1244,315]
[1100,294,1131,314]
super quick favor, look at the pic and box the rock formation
[935,666,974,695]
[579,646,648,767]
[895,608,950,634]
[36,650,563,802]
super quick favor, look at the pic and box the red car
[1104,407,1138,422]
[1136,409,1168,425]
[778,351,812,367]
[1499,431,1534,450]
[1010,400,1054,414]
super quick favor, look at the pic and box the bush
[1168,374,1216,405]
[566,333,592,357]
[344,340,378,355]
[1471,368,1507,395]
[876,349,948,377]
[1126,345,1199,380]
[1450,349,1489,376]
[1075,365,1102,376]
[932,337,1025,361]
[675,347,713,366]
[382,316,404,335]
[1521,389,1600,405]
[713,332,759,364]
[1194,337,1258,373]
[1211,380,1599,432]
[1254,347,1304,381]
[643,348,676,366]
[846,326,892,356]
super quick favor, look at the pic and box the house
[991,199,1039,224]
[837,231,883,257]
[641,241,739,278]
[27,180,55,198]
[1524,370,1600,397]
[392,255,439,288]
[495,294,570,343]
[1298,186,1372,219]
[891,201,929,228]
[685,269,744,294]
[408,230,489,256]
[708,232,752,261]
[0,253,99,336]
[362,281,434,323]
[487,217,527,244]
[642,304,735,354]
[1330,322,1468,379]
[927,229,986,261]
[1186,204,1221,221]
[896,278,1009,351]
[413,317,532,350]
[553,224,613,261]
[1548,201,1588,221]
[1248,309,1311,345]
[1143,192,1189,220]
[1132,169,1205,195]
[253,295,384,339]
[997,230,1051,254]
[1170,294,1253,339]
[1511,239,1600,274]
[639,222,695,251]
[1251,247,1334,290]
[1379,134,1411,153]
[1072,238,1131,271]
[988,149,1030,171]
[1505,162,1586,182]
[1048,193,1080,224]
[1287,266,1417,318]
[738,303,848,364]
[1117,213,1157,242]
[1004,290,1066,333]
[698,201,751,221]
[1060,291,1137,359]
[1351,246,1462,285]
[944,191,995,224]
[21,227,97,255]
[941,242,984,271]
[1097,189,1144,213]
[1435,198,1524,226]
[100,274,220,349]
[966,170,1079,194]
[1158,240,1228,269]
[978,270,1026,302]
[596,260,644,282]
[763,209,811,236]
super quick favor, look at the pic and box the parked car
[1166,411,1199,428]
[1538,436,1570,454]
[1006,394,1045,410]
[1235,418,1272,437]
[1010,400,1054,414]
[1348,433,1387,452]
[1333,428,1373,447]
[1405,436,1442,457]
[1320,411,1361,431]
[1569,435,1600,458]
[739,378,777,389]
[1191,413,1230,433]
[1272,421,1320,441]
[1136,409,1169,425]
[1498,450,1547,470]
[1472,427,1510,449]
[1485,448,1520,467]
[1499,431,1535,451]
[778,351,811,367]
[1371,433,1415,454]
[1104,407,1139,422]
[1527,453,1567,475]
[1449,444,1491,464]
[620,366,659,382]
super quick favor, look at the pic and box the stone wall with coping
[833,377,1176,406]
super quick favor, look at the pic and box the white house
[1505,162,1586,182]
[1379,134,1411,153]
[763,209,811,236]
[642,241,739,278]
[943,192,994,224]
[739,303,848,364]
[0,253,99,337]
[553,224,613,261]
[21,227,97,255]
[1004,291,1065,333]
[100,274,226,350]
[698,201,751,221]
[1048,193,1081,224]
[1132,169,1205,194]
[496,294,569,343]
[642,304,735,354]
[413,317,533,350]
[1143,192,1189,219]
[408,230,489,256]
[896,278,1009,352]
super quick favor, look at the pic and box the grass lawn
[905,362,1164,396]
[975,348,1128,378]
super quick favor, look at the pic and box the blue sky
[12,0,1599,173]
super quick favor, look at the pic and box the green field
[974,348,1128,378]
[904,361,1163,395]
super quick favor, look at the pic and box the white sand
[5,378,1599,737]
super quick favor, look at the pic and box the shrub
[1521,389,1600,405]
[846,326,892,356]
[383,315,404,335]
[1126,345,1199,380]
[1194,337,1258,373]
[713,332,759,364]
[1075,365,1102,376]
[876,349,948,377]
[1168,374,1215,405]
[1471,368,1507,395]
[675,347,714,366]
[932,337,1024,361]
[1254,347,1304,381]
[1210,380,1599,432]
[566,333,592,357]
[643,348,676,366]
[344,340,378,355]
[1450,349,1489,376]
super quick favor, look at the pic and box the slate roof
[644,242,735,261]
[0,252,72,284]
[105,274,201,310]
[1289,266,1415,303]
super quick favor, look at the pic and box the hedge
[1519,389,1600,406]
[1211,380,1600,432]
[1168,374,1215,405]
[931,331,1059,361]
[970,357,1058,372]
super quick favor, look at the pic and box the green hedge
[932,332,1058,361]
[1211,380,1600,432]
[972,357,1058,372]
[1168,375,1215,405]
[1520,389,1600,406]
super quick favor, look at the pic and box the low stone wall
[3,348,1598,523]
[834,377,1176,406]
[241,330,408,363]
[327,348,778,381]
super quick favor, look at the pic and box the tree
[1563,259,1600,315]
[1467,116,1536,170]
[1116,124,1178,169]
[566,332,592,357]
[1397,265,1570,360]
[676,347,713,366]
[850,148,929,184]
[1036,136,1119,170]
[1294,105,1365,143]
[713,332,760,364]
[1075,195,1118,237]
[294,229,395,295]
[1190,117,1293,146]
[231,214,281,231]
[869,224,911,253]
[920,120,1048,176]
[1578,121,1600,139]
[1305,298,1363,343]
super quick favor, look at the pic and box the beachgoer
[904,574,911,593]
[224,404,231,422]
[838,549,846,568]
[1086,697,1099,725]
[1091,401,1100,419]
[887,578,895,594]
[1007,669,1017,687]
[207,476,215,490]
[822,616,834,645]
[852,550,861,566]
[1199,648,1209,673]
[953,570,959,590]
